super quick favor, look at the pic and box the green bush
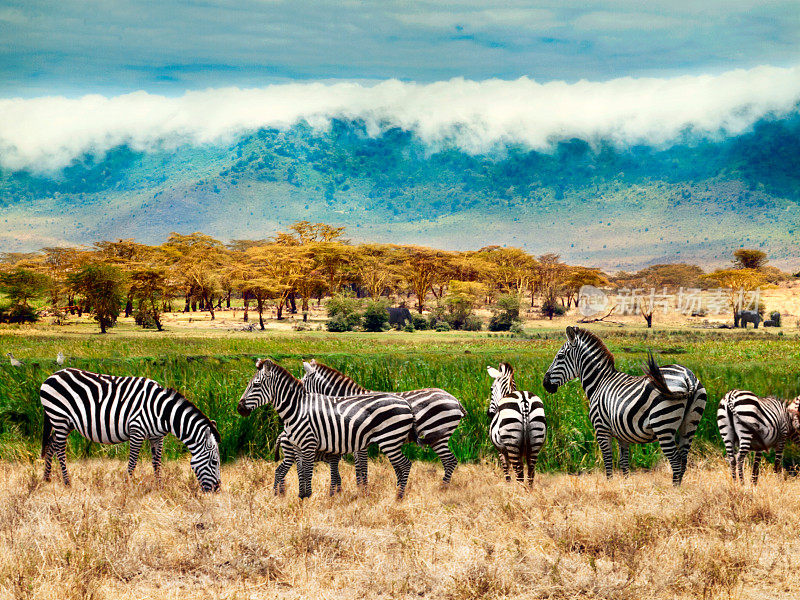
[463,315,483,331]
[326,294,363,332]
[362,300,390,332]
[0,304,39,324]
[411,314,428,330]
[489,294,521,331]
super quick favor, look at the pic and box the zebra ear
[487,366,502,379]
[302,361,315,375]
[566,326,577,343]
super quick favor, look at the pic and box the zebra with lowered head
[39,368,221,491]
[717,390,800,484]
[238,358,416,499]
[487,362,547,484]
[297,359,465,485]
[542,327,706,485]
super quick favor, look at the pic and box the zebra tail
[274,432,284,461]
[41,412,52,459]
[643,351,688,400]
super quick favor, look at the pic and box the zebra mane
[167,388,221,443]
[499,362,517,391]
[260,357,304,388]
[573,328,616,368]
[311,360,368,393]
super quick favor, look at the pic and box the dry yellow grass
[1,457,799,599]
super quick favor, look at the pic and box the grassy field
[2,458,800,599]
[2,320,800,472]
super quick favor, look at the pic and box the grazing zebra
[238,358,416,499]
[487,362,547,484]
[39,368,221,492]
[717,390,800,484]
[542,327,706,485]
[297,359,465,485]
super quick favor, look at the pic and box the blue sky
[1,1,798,97]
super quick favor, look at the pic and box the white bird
[7,352,23,367]
[56,351,65,366]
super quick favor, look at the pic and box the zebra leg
[127,429,146,476]
[382,446,412,499]
[619,442,631,477]
[751,452,762,485]
[498,451,511,481]
[328,455,342,495]
[43,441,54,482]
[654,430,683,486]
[53,435,70,487]
[354,449,368,488]
[430,438,458,485]
[525,444,535,485]
[297,447,315,499]
[508,446,524,483]
[774,444,785,476]
[677,385,707,481]
[736,448,749,484]
[150,436,164,480]
[274,448,295,496]
[596,433,614,479]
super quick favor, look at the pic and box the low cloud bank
[1,65,799,172]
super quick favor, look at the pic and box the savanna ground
[2,319,800,598]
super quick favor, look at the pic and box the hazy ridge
[1,115,799,269]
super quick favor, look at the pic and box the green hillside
[1,116,799,269]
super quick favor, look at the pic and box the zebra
[39,368,221,492]
[487,362,547,484]
[542,326,706,485]
[238,358,416,499]
[299,359,466,484]
[717,390,800,484]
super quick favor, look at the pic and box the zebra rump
[487,362,547,484]
[717,389,800,484]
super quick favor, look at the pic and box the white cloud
[1,64,799,172]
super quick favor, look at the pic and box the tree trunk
[207,295,215,320]
[125,299,133,318]
[226,292,231,309]
[276,300,284,320]
[290,293,297,314]
[257,299,265,330]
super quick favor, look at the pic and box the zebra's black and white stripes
[301,359,465,484]
[238,358,416,498]
[39,368,221,491]
[543,327,706,485]
[487,362,547,484]
[717,390,800,484]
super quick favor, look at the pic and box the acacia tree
[397,246,448,313]
[162,232,227,319]
[536,253,568,318]
[355,244,402,300]
[0,268,51,307]
[700,268,767,323]
[561,267,609,308]
[733,249,768,270]
[247,245,309,320]
[129,268,168,330]
[67,264,125,333]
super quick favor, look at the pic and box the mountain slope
[1,117,799,269]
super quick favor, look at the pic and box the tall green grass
[2,327,799,473]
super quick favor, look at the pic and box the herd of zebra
[36,326,800,497]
